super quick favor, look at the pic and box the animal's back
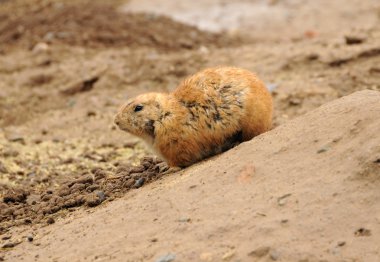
[173,67,272,135]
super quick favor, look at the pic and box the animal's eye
[134,105,143,112]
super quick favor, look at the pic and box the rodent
[114,67,273,167]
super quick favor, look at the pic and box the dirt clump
[0,156,169,235]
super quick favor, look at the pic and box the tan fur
[114,67,273,167]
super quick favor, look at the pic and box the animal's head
[114,93,167,142]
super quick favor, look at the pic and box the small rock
[52,137,61,143]
[306,53,319,60]
[85,191,106,207]
[267,83,278,92]
[2,241,21,248]
[32,42,49,53]
[155,253,176,262]
[93,168,108,180]
[277,193,291,206]
[354,227,371,237]
[289,98,301,106]
[57,186,70,197]
[281,218,289,224]
[87,184,100,192]
[62,158,74,164]
[0,161,8,173]
[270,250,280,261]
[178,218,191,223]
[60,76,99,95]
[124,178,135,188]
[337,241,345,247]
[5,132,25,144]
[317,146,329,153]
[87,110,96,117]
[46,217,55,224]
[129,165,145,174]
[345,35,366,45]
[34,138,43,144]
[222,250,235,260]
[248,246,270,257]
[134,177,145,188]
[71,174,94,186]
[43,32,55,41]
[199,46,209,54]
[27,235,34,242]
[95,191,106,202]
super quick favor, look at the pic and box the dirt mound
[0,156,170,235]
[3,90,379,261]
[0,1,236,52]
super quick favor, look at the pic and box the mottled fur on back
[115,67,273,167]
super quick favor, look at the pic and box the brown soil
[0,0,237,52]
[0,0,380,261]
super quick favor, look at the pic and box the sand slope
[5,90,380,262]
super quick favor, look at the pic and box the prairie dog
[114,67,273,167]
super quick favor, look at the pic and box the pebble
[267,83,278,92]
[134,177,145,188]
[248,246,270,257]
[222,250,235,260]
[95,191,106,202]
[27,235,34,242]
[337,241,345,247]
[277,193,292,206]
[85,191,105,207]
[155,253,176,262]
[2,241,21,248]
[178,218,191,223]
[46,217,55,224]
[345,35,366,45]
[5,132,25,144]
[0,161,8,173]
[354,227,371,236]
[270,250,280,261]
[317,146,329,154]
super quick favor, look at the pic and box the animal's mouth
[117,125,130,132]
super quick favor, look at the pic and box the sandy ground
[5,90,380,261]
[0,0,380,261]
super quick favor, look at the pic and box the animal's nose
[114,117,120,126]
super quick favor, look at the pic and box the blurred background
[0,0,379,234]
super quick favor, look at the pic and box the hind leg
[241,90,273,141]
